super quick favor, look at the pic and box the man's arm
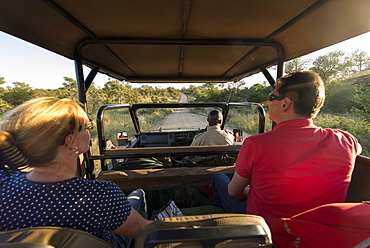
[228,171,250,200]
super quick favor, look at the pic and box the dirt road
[178,92,188,103]
[152,93,208,130]
[155,110,207,130]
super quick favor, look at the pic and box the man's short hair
[207,110,223,126]
[276,71,325,118]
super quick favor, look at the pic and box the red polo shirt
[236,119,362,223]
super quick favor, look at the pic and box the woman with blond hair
[0,97,152,247]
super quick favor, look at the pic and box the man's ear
[282,97,293,111]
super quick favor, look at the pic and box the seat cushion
[135,213,272,248]
[269,202,370,248]
[0,227,114,248]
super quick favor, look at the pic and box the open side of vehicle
[1,0,370,247]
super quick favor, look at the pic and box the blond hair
[0,97,89,167]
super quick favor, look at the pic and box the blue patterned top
[0,170,131,244]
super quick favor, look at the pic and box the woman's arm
[112,208,153,238]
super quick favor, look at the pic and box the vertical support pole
[74,59,87,108]
[74,53,97,179]
[276,55,285,79]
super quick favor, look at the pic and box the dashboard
[138,131,197,147]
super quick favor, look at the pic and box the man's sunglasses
[268,94,286,101]
[259,94,286,106]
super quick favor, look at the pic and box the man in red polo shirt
[212,71,362,224]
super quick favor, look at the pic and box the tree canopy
[1,49,369,156]
[1,48,369,120]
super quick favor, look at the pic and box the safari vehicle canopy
[1,0,370,104]
[1,0,370,212]
[1,0,370,247]
[2,0,369,170]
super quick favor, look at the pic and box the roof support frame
[44,0,96,38]
[76,37,285,50]
[227,0,328,85]
[264,0,329,42]
[48,0,330,103]
[260,67,278,87]
[74,59,87,106]
[74,38,285,102]
[75,37,285,82]
[85,67,100,91]
[74,37,285,103]
[179,0,192,77]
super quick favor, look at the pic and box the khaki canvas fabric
[1,1,369,84]
[0,243,54,248]
[0,227,114,248]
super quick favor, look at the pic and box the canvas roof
[1,0,369,84]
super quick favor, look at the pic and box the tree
[322,80,356,113]
[221,81,247,102]
[285,58,310,74]
[349,49,370,72]
[58,77,78,101]
[310,50,348,82]
[2,82,35,107]
[350,71,370,121]
[102,79,140,104]
[0,77,6,96]
[122,83,140,104]
[86,83,105,114]
[244,84,273,103]
[0,77,11,116]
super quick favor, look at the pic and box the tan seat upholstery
[0,243,54,248]
[0,227,114,248]
[135,213,273,248]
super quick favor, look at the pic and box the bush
[321,81,356,113]
[314,114,370,157]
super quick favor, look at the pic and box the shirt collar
[273,119,314,130]
[208,125,222,130]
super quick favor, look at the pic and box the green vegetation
[314,114,370,156]
[0,77,180,116]
[182,49,370,156]
[227,112,261,135]
[1,49,369,156]
[136,108,173,131]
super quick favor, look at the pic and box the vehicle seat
[0,243,54,248]
[269,202,370,248]
[346,155,370,202]
[0,226,114,248]
[134,213,273,248]
[180,205,224,215]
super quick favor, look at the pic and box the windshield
[97,103,265,150]
[137,107,214,132]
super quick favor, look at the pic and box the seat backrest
[346,155,370,202]
[0,227,114,248]
[135,213,273,248]
[0,242,54,248]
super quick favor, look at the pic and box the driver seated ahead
[181,110,235,167]
[191,110,234,146]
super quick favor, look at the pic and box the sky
[1,31,370,90]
